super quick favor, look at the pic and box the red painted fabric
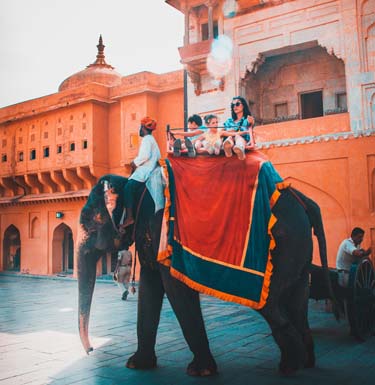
[169,151,268,266]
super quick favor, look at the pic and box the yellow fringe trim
[170,267,267,309]
[157,158,173,265]
[276,181,291,191]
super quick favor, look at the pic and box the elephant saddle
[158,151,284,309]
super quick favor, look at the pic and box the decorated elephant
[77,174,217,376]
[77,172,334,376]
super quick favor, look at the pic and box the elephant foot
[272,325,306,376]
[186,357,218,377]
[349,329,365,343]
[303,332,315,368]
[278,350,304,376]
[304,356,315,369]
[304,348,315,369]
[279,364,298,376]
[126,352,157,370]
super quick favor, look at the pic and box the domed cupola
[58,35,122,92]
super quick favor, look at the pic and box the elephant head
[77,174,132,354]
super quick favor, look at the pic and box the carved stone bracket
[317,38,343,61]
[250,53,266,74]
[239,53,266,79]
[187,69,202,96]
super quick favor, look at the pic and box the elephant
[77,174,217,376]
[77,173,335,376]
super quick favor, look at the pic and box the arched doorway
[2,225,21,271]
[52,223,74,274]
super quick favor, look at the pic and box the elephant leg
[283,269,315,368]
[260,301,306,375]
[159,265,217,376]
[126,265,164,369]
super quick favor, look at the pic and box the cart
[309,258,375,340]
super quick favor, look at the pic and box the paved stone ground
[0,274,374,385]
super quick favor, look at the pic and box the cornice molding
[256,129,375,149]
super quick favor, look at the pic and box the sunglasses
[231,101,242,107]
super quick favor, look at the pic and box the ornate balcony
[179,40,212,64]
[178,39,213,96]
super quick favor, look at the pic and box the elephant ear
[80,180,106,231]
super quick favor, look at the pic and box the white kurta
[130,134,161,183]
[336,238,360,271]
[336,237,360,287]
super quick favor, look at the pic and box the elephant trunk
[77,243,99,354]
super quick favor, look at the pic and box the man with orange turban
[123,117,160,227]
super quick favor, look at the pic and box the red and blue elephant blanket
[158,151,284,309]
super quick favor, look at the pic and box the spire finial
[87,35,114,69]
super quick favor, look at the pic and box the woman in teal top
[223,96,255,160]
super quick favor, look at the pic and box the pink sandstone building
[168,0,375,265]
[0,36,183,276]
[0,0,374,277]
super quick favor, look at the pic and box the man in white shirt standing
[336,227,372,287]
[122,117,161,228]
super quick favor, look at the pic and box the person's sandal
[185,138,196,157]
[173,139,182,157]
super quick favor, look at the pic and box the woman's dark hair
[188,114,203,127]
[231,96,252,120]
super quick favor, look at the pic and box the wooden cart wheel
[348,258,375,340]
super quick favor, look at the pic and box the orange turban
[141,116,157,131]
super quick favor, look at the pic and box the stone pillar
[184,6,190,45]
[207,2,214,39]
